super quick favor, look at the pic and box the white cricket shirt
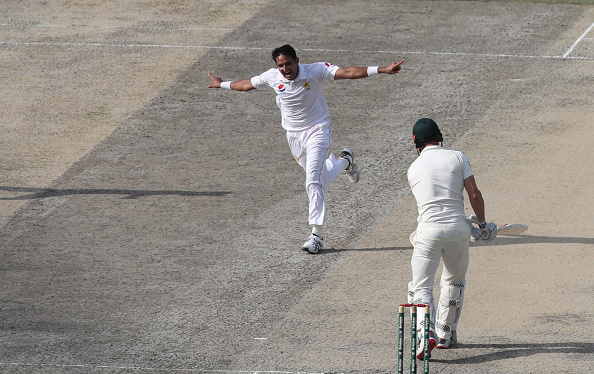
[407,145,474,224]
[251,62,340,131]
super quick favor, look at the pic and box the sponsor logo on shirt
[278,84,285,93]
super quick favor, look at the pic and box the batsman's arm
[464,175,486,223]
[334,59,405,80]
[207,72,256,91]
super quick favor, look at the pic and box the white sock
[312,225,324,239]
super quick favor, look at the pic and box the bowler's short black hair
[272,45,298,62]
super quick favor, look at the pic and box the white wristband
[221,81,232,90]
[367,66,379,76]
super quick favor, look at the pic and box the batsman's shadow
[0,186,231,200]
[430,341,593,364]
[320,234,594,253]
[471,235,594,246]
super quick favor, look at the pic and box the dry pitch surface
[1,1,593,373]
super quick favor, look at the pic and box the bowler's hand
[207,72,222,88]
[380,59,405,74]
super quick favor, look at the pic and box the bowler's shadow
[320,246,410,254]
[0,186,231,200]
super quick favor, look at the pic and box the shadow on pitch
[430,341,594,364]
[320,232,594,253]
[319,246,411,254]
[471,235,594,246]
[0,186,231,200]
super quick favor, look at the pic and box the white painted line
[97,25,231,31]
[0,41,259,50]
[563,22,594,58]
[0,41,592,60]
[0,23,230,31]
[170,27,231,31]
[301,48,592,60]
[0,362,326,373]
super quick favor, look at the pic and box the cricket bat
[496,223,528,235]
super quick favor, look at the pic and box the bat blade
[497,223,528,235]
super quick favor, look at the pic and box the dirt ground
[0,0,269,221]
[1,1,592,373]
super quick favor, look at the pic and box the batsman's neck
[420,141,440,152]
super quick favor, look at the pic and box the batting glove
[466,216,481,242]
[479,221,498,241]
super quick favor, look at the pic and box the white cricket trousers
[409,221,470,339]
[286,121,348,226]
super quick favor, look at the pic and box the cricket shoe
[340,148,360,183]
[436,330,457,349]
[416,330,437,360]
[301,234,323,254]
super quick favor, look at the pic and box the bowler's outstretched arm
[334,59,405,80]
[208,72,256,91]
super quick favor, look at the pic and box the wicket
[398,303,431,374]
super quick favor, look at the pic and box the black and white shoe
[340,148,360,183]
[301,234,323,254]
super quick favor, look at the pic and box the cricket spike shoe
[436,330,457,349]
[340,148,360,183]
[416,330,437,360]
[301,234,323,254]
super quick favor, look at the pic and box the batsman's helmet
[413,118,443,149]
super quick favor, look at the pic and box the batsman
[406,118,497,358]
